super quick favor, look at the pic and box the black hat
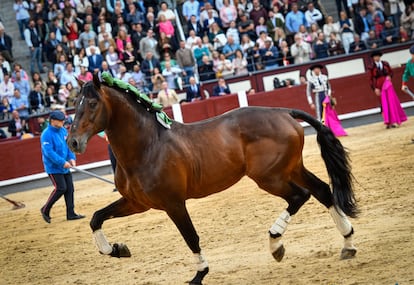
[370,50,383,57]
[50,110,65,121]
[309,64,323,71]
[409,45,414,54]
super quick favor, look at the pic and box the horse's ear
[93,72,101,89]
[76,77,85,88]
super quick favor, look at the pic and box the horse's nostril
[71,139,78,149]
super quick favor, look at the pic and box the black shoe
[67,214,85,220]
[40,208,51,223]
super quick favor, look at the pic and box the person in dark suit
[212,77,231,96]
[141,51,161,79]
[87,46,104,73]
[187,15,204,38]
[0,23,14,62]
[186,76,203,102]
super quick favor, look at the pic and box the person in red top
[369,50,407,129]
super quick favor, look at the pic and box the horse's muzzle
[67,136,87,154]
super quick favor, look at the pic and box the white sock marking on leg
[93,229,113,255]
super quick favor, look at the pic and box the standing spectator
[29,81,45,114]
[339,11,355,54]
[366,2,385,38]
[186,76,203,102]
[323,16,340,40]
[285,3,306,40]
[0,23,14,63]
[313,32,329,59]
[369,50,407,129]
[335,0,351,19]
[11,88,29,119]
[290,33,312,64]
[157,81,179,107]
[24,19,45,75]
[176,41,195,84]
[13,0,31,40]
[249,0,268,27]
[304,2,324,28]
[354,7,371,42]
[183,0,200,23]
[212,77,231,96]
[139,29,159,60]
[40,110,85,224]
[349,34,367,53]
[8,110,27,137]
[220,0,238,29]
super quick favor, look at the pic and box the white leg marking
[329,206,352,236]
[93,229,113,255]
[193,252,209,271]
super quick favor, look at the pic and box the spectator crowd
[0,0,413,139]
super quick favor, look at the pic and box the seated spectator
[78,64,93,81]
[186,29,202,50]
[232,49,248,76]
[366,29,382,49]
[160,53,178,72]
[323,15,340,40]
[99,32,117,57]
[215,53,234,78]
[87,46,104,74]
[0,73,14,101]
[157,81,179,107]
[186,76,203,102]
[238,13,257,42]
[198,55,215,81]
[11,87,29,120]
[157,32,175,59]
[176,41,195,84]
[53,54,67,79]
[313,32,329,59]
[381,20,399,45]
[29,81,45,114]
[259,39,279,70]
[8,110,27,137]
[354,7,370,42]
[73,47,89,75]
[309,23,321,43]
[139,29,159,60]
[290,33,312,64]
[285,3,306,36]
[125,2,145,27]
[212,77,231,96]
[115,27,131,61]
[44,86,57,109]
[366,2,385,38]
[193,38,211,65]
[122,42,138,71]
[183,0,200,23]
[220,0,238,29]
[78,23,97,49]
[298,24,313,46]
[255,16,268,37]
[249,0,268,27]
[256,31,273,49]
[11,63,29,83]
[31,72,47,93]
[202,35,215,57]
[222,36,242,61]
[0,96,13,120]
[226,21,240,44]
[66,82,77,107]
[400,4,414,39]
[158,14,175,38]
[117,64,132,83]
[162,62,183,89]
[279,40,293,66]
[97,16,112,40]
[45,32,60,64]
[57,84,69,106]
[209,22,226,52]
[238,0,253,14]
[151,67,165,94]
[33,116,49,136]
[349,34,367,53]
[240,34,255,56]
[143,11,157,32]
[399,26,410,42]
[141,51,161,80]
[0,54,11,76]
[327,32,345,55]
[59,62,78,90]
[105,45,121,76]
[130,64,148,92]
[266,8,285,42]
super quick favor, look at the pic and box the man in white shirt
[304,2,323,28]
[0,73,14,101]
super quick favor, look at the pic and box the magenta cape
[381,78,407,126]
[322,97,347,137]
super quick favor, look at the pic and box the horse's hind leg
[91,197,149,258]
[264,181,311,262]
[301,169,357,259]
[166,202,209,285]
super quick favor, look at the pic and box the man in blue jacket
[40,110,85,223]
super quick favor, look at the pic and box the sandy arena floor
[1,118,413,285]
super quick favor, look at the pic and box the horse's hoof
[188,267,209,285]
[110,243,131,258]
[271,244,285,262]
[340,247,357,260]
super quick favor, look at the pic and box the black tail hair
[289,109,358,218]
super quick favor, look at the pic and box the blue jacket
[41,125,75,174]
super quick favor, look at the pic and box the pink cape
[322,97,347,137]
[381,78,407,126]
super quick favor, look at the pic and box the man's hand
[63,161,72,169]
[374,88,381,96]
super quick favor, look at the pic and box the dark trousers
[42,173,76,218]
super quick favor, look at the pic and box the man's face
[51,119,64,128]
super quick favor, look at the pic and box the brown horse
[67,74,358,284]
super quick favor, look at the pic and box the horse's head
[67,74,108,154]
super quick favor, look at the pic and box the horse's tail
[289,109,358,218]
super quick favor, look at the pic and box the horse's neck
[105,95,158,162]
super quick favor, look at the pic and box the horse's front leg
[91,197,149,258]
[166,203,209,285]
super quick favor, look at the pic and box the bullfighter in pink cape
[322,96,347,137]
[369,50,407,128]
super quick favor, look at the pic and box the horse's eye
[89,102,97,109]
